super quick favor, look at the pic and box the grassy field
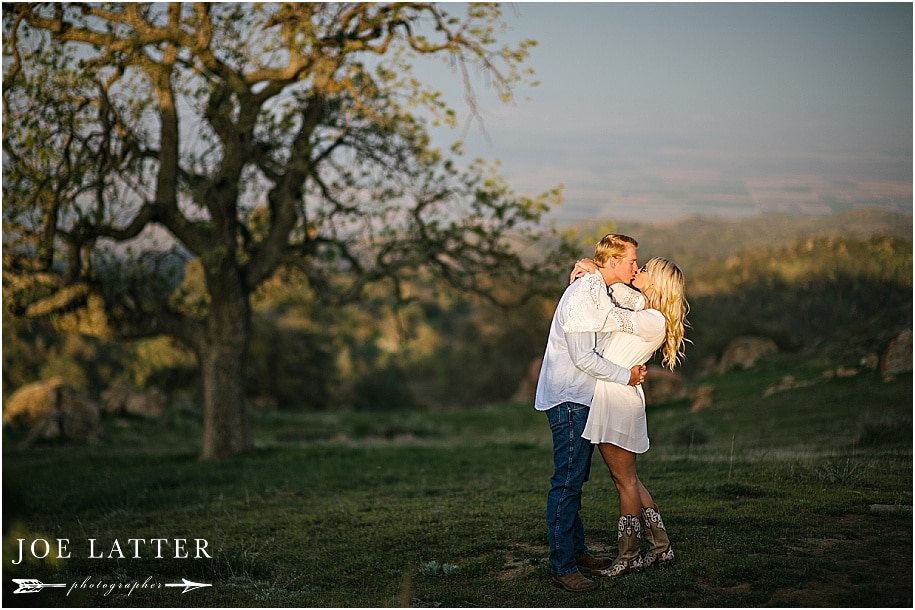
[2,352,912,607]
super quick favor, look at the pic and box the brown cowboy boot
[550,570,597,592]
[641,504,675,568]
[594,515,643,578]
[576,553,614,576]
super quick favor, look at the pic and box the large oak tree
[3,3,571,459]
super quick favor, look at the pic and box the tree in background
[3,3,572,459]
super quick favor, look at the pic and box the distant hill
[558,209,912,374]
[570,208,912,268]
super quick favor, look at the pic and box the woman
[564,256,688,578]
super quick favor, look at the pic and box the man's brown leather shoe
[576,553,613,576]
[550,570,597,592]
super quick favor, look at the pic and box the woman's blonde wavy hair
[642,257,689,370]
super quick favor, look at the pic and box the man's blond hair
[593,234,638,267]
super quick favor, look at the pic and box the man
[534,234,644,592]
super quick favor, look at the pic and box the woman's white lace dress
[561,272,665,453]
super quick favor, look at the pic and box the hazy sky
[420,2,913,224]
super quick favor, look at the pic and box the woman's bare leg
[597,443,643,515]
[594,442,650,577]
[598,442,675,570]
[636,480,655,509]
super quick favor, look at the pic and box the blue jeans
[545,402,595,576]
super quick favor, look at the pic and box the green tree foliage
[401,291,555,407]
[3,220,909,416]
[685,235,912,369]
[2,3,573,458]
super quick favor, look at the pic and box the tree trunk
[199,291,252,460]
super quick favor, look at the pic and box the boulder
[859,353,879,370]
[763,374,817,397]
[689,384,714,413]
[124,387,166,419]
[880,330,912,381]
[54,390,105,443]
[642,366,687,404]
[100,383,131,414]
[3,378,104,444]
[3,377,65,427]
[717,336,778,373]
[101,383,166,418]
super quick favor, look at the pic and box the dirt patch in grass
[496,542,546,581]
[768,513,910,606]
[769,580,854,607]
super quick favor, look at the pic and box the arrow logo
[12,579,67,594]
[165,578,212,594]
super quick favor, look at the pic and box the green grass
[2,353,911,607]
